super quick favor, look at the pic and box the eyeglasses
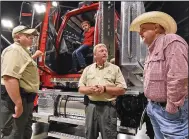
[24,34,35,39]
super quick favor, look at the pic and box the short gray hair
[93,43,107,54]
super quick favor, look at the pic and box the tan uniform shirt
[79,62,127,101]
[1,42,39,93]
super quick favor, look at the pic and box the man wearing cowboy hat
[130,11,188,138]
[1,25,42,139]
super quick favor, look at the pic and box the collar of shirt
[148,34,165,53]
[14,42,32,56]
[95,61,108,69]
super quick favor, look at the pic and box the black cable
[54,95,61,116]
[64,95,69,118]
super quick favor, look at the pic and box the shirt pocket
[148,74,166,94]
[87,74,95,80]
[86,74,95,86]
[103,74,115,85]
[148,53,166,94]
[25,60,38,75]
[27,59,36,67]
[31,60,37,67]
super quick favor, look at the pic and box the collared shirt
[83,27,95,46]
[144,34,188,113]
[1,42,40,93]
[79,62,127,101]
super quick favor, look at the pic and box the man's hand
[13,103,23,118]
[88,86,100,93]
[79,85,105,95]
[95,85,105,94]
[90,85,105,95]
[32,50,43,59]
[35,50,43,56]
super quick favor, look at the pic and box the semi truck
[19,1,154,139]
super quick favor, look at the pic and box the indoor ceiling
[1,1,189,47]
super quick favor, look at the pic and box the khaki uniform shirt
[1,42,39,93]
[79,62,127,101]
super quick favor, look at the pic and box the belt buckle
[111,100,116,106]
[160,102,166,107]
[154,101,159,105]
[151,101,160,106]
[155,102,166,107]
[157,102,162,106]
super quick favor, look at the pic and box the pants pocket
[165,111,180,120]
[161,107,181,120]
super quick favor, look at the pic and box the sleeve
[1,49,30,79]
[78,67,88,87]
[166,41,188,113]
[91,27,95,33]
[115,67,127,89]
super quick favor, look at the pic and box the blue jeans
[72,44,89,69]
[147,99,188,139]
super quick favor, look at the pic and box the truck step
[49,116,85,126]
[33,112,51,123]
[38,90,84,97]
[49,116,137,135]
[118,126,137,135]
[48,131,85,139]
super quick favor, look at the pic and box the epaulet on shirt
[2,44,15,54]
[6,43,19,50]
[85,63,95,71]
[164,34,188,49]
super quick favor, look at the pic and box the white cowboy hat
[129,11,177,34]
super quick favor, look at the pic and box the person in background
[1,25,42,139]
[69,20,95,73]
[78,43,127,139]
[129,11,188,139]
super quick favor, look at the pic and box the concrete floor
[117,124,150,139]
[31,122,150,139]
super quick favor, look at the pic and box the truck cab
[36,2,121,89]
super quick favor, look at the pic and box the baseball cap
[12,25,38,38]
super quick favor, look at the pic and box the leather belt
[1,85,35,94]
[1,85,36,103]
[151,101,166,107]
[89,100,116,106]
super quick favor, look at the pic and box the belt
[1,85,36,103]
[1,85,35,94]
[89,100,115,106]
[151,101,166,107]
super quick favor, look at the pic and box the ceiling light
[1,19,13,28]
[52,2,58,7]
